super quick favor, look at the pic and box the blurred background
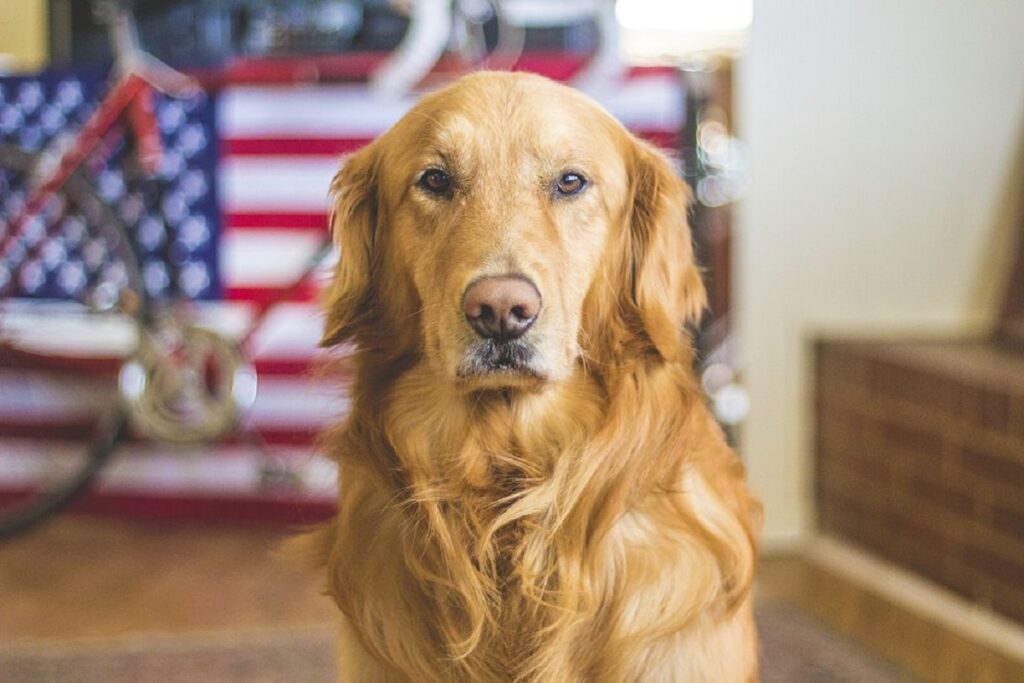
[1,1,1023,681]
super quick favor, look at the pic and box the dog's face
[323,72,705,391]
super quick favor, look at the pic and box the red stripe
[204,52,390,86]
[199,51,679,88]
[0,419,98,440]
[222,137,373,157]
[225,212,329,231]
[429,54,679,87]
[221,130,675,160]
[637,130,681,150]
[0,420,335,446]
[0,490,336,525]
[252,357,338,377]
[224,284,320,305]
[0,348,121,375]
[2,351,337,378]
[626,65,680,79]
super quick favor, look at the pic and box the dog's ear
[321,142,380,347]
[625,139,706,361]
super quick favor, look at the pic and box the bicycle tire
[0,142,147,540]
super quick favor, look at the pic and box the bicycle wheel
[0,142,146,539]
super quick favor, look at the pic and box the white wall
[736,0,1024,545]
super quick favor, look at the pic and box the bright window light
[615,0,753,33]
[615,0,753,62]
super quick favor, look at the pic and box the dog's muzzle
[462,274,541,342]
[457,274,546,380]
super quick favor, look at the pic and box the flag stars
[57,260,87,295]
[177,216,209,251]
[179,262,210,296]
[2,74,216,302]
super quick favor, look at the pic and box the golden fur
[313,71,762,682]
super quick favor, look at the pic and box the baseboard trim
[758,535,1024,681]
[807,535,1024,662]
[758,529,807,554]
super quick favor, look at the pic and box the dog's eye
[418,169,452,196]
[555,172,587,197]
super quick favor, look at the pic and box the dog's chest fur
[326,364,757,681]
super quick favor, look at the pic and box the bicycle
[0,1,331,539]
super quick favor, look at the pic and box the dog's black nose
[463,275,541,341]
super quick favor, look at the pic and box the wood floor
[758,551,1024,683]
[0,516,334,642]
[2,515,1020,682]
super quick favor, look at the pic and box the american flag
[0,60,684,521]
[0,72,220,301]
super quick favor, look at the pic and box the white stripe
[1,301,327,360]
[221,85,416,138]
[603,75,684,131]
[220,157,338,212]
[0,374,110,419]
[246,302,331,360]
[219,76,683,140]
[246,374,349,428]
[0,439,337,498]
[222,230,325,288]
[0,302,248,356]
[0,372,344,429]
[0,304,136,357]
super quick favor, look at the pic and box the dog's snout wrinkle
[463,275,541,341]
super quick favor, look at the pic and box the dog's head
[322,72,705,392]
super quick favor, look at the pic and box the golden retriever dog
[312,71,761,682]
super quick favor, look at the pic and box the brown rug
[0,604,914,682]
